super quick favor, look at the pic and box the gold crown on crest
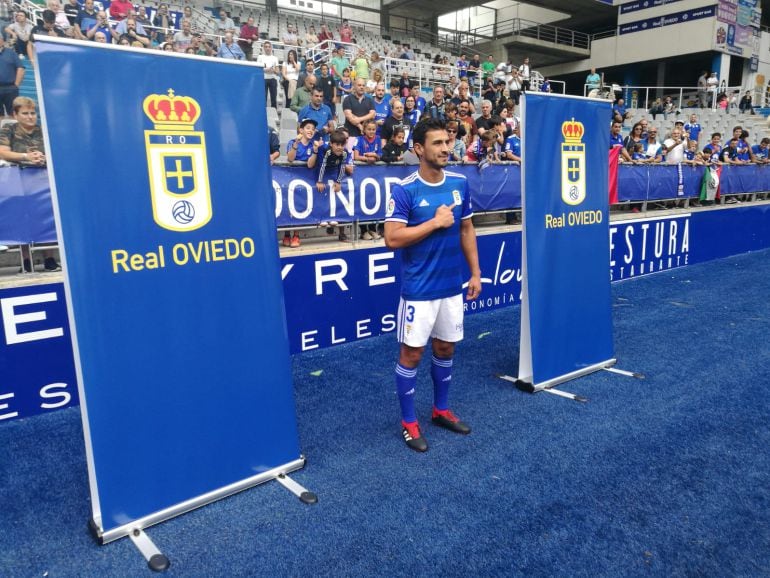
[143,89,201,131]
[561,118,584,143]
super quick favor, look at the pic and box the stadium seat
[280,129,297,147]
[280,116,298,132]
[282,109,298,123]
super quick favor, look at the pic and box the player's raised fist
[434,203,456,228]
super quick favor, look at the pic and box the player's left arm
[460,218,481,300]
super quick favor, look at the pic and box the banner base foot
[542,387,588,402]
[496,374,535,392]
[498,373,588,402]
[129,528,170,572]
[88,518,104,545]
[603,366,645,379]
[496,374,537,393]
[276,470,318,505]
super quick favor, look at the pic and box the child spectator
[337,68,353,100]
[631,143,646,161]
[738,129,752,162]
[503,126,520,162]
[456,53,468,79]
[353,119,381,239]
[702,133,722,164]
[717,93,728,111]
[353,119,382,164]
[466,130,500,166]
[382,126,407,163]
[280,119,323,248]
[309,130,353,241]
[287,119,321,163]
[684,139,703,164]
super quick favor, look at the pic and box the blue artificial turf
[1,249,769,576]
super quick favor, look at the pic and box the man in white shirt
[518,57,530,92]
[256,41,279,108]
[706,72,719,109]
[173,18,193,51]
[217,10,236,34]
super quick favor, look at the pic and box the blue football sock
[431,355,453,411]
[395,363,418,424]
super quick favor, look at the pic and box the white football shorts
[396,294,464,347]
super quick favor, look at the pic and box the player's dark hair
[412,117,446,146]
[711,132,721,139]
[390,126,405,139]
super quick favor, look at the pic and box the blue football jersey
[386,170,473,300]
[286,138,314,162]
[373,98,390,136]
[505,135,521,157]
[752,144,768,160]
[684,122,702,142]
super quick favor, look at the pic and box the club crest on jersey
[143,89,212,232]
[452,190,462,206]
[386,197,396,217]
[560,118,586,206]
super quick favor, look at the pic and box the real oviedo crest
[143,90,212,232]
[560,118,586,206]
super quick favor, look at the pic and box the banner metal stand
[498,359,644,403]
[129,528,170,573]
[88,457,316,571]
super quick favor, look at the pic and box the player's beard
[425,151,449,170]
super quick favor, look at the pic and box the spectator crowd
[1,0,768,255]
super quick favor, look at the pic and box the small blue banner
[519,93,614,386]
[35,39,302,537]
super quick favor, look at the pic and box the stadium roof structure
[385,0,617,34]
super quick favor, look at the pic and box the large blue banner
[35,39,302,540]
[519,93,614,388]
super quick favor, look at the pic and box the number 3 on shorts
[406,305,415,322]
